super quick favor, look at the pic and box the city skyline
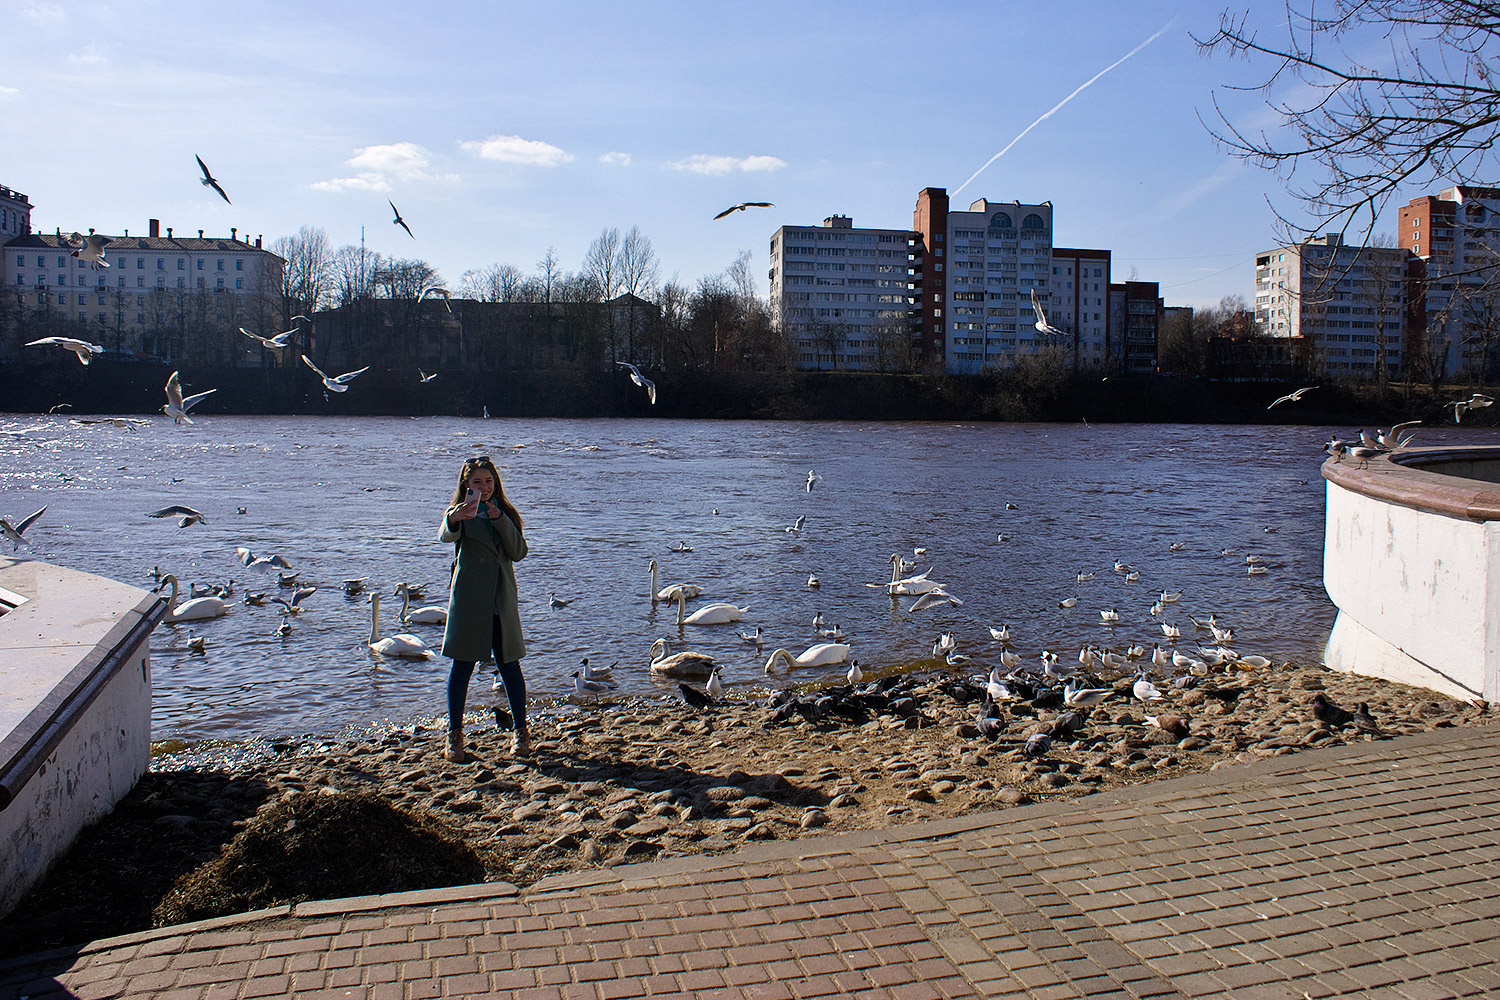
[0,1,1432,310]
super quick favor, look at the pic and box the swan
[396,584,447,624]
[158,574,229,623]
[676,591,748,625]
[368,593,434,658]
[648,637,715,678]
[764,643,852,672]
[649,559,702,604]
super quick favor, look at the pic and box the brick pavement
[3,723,1499,999]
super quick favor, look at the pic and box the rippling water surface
[3,414,1493,747]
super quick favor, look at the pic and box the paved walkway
[4,723,1500,1000]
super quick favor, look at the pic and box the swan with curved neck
[396,583,447,624]
[648,637,716,678]
[158,573,229,622]
[369,593,434,658]
[764,642,852,673]
[675,590,748,625]
[649,559,702,605]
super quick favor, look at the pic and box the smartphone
[465,487,480,503]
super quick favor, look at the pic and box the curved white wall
[1324,477,1500,701]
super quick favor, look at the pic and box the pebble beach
[3,655,1492,958]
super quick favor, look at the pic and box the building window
[235,278,243,288]
[177,258,185,269]
[197,277,205,288]
[77,294,85,305]
[57,256,66,267]
[137,258,144,269]
[235,259,243,271]
[58,294,66,304]
[137,276,145,287]
[216,259,224,271]
[216,277,224,288]
[13,255,21,268]
[197,259,204,270]
[157,258,165,270]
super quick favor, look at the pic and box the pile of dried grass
[152,791,486,926]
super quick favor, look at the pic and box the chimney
[255,236,262,248]
[198,229,203,238]
[166,227,172,238]
[149,219,160,238]
[124,229,129,236]
[231,227,237,241]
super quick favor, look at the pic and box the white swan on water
[369,593,434,658]
[648,637,716,679]
[158,574,228,622]
[764,643,852,672]
[396,583,447,624]
[649,559,703,604]
[676,590,747,625]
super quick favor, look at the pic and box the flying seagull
[239,326,295,350]
[1268,385,1318,409]
[1029,289,1066,338]
[1452,393,1495,423]
[148,504,208,527]
[162,370,217,423]
[418,285,452,312]
[389,200,413,238]
[302,354,369,393]
[418,369,438,383]
[62,232,110,269]
[26,337,104,365]
[1,505,46,551]
[616,361,656,404]
[713,201,774,220]
[195,154,231,204]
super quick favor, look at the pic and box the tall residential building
[1051,248,1113,369]
[0,184,31,241]
[4,217,284,360]
[1254,233,1410,377]
[912,188,1057,374]
[1108,281,1162,375]
[1399,185,1500,378]
[768,215,917,370]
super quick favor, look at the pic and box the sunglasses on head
[465,455,492,467]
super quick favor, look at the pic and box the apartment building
[0,184,30,242]
[1107,281,1162,375]
[4,217,284,359]
[768,215,916,370]
[1254,233,1409,377]
[1051,247,1113,369]
[912,188,1057,374]
[1399,185,1500,378]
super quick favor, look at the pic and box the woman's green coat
[439,503,527,663]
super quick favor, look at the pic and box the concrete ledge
[1323,445,1500,521]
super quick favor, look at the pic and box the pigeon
[615,361,656,404]
[195,154,231,204]
[1023,731,1052,760]
[1,505,46,551]
[1311,693,1355,729]
[1145,713,1191,740]
[713,201,774,220]
[390,200,414,238]
[677,682,714,709]
[147,505,208,527]
[1352,702,1384,737]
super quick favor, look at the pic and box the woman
[439,455,529,762]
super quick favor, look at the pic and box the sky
[0,1,1421,309]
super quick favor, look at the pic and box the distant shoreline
[0,362,1478,426]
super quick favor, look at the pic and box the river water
[2,414,1492,748]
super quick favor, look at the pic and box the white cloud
[599,151,632,167]
[67,45,106,66]
[0,85,18,100]
[459,134,573,167]
[312,141,455,194]
[20,3,64,23]
[666,153,788,176]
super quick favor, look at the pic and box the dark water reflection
[3,414,1492,747]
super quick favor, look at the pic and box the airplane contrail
[953,19,1177,198]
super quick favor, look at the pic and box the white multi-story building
[1254,233,1410,377]
[1400,185,1500,378]
[768,215,916,370]
[3,217,283,358]
[913,189,1058,374]
[0,184,30,242]
[1050,247,1113,369]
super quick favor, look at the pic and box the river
[3,414,1492,748]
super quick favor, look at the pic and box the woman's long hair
[450,457,523,530]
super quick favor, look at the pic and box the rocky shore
[1,659,1492,958]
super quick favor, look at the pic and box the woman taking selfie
[440,455,529,762]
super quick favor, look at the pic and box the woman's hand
[448,498,480,522]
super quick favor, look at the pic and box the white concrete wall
[1323,480,1499,700]
[0,647,151,917]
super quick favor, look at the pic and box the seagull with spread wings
[1267,385,1318,409]
[195,155,231,204]
[26,337,105,365]
[418,369,438,383]
[162,370,217,423]
[302,354,370,393]
[390,200,414,238]
[418,284,452,312]
[616,361,656,404]
[1,505,46,551]
[62,232,111,269]
[1029,289,1066,337]
[239,326,296,350]
[713,201,774,220]
[148,504,209,527]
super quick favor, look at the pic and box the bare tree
[582,228,622,302]
[459,263,527,302]
[271,226,333,322]
[1198,2,1500,242]
[617,226,659,299]
[536,247,562,304]
[331,243,379,307]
